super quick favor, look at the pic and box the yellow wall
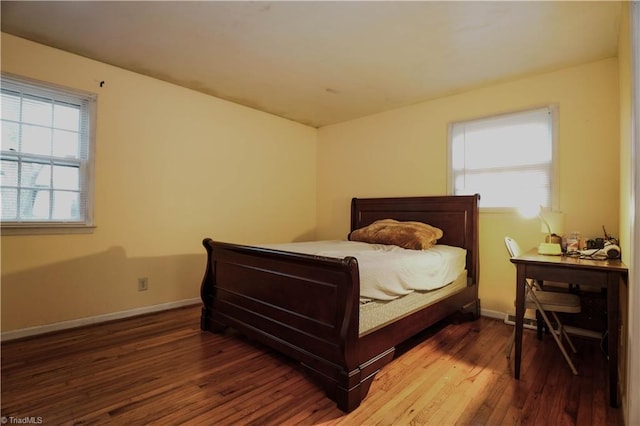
[0,34,318,332]
[317,59,620,315]
[0,33,623,334]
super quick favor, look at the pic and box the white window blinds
[1,74,96,230]
[450,107,555,210]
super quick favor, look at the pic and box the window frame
[1,73,97,235]
[447,105,559,213]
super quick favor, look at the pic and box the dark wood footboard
[200,239,367,412]
[200,194,480,412]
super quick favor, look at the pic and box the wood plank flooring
[1,305,622,425]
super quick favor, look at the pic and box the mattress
[258,240,467,301]
[359,270,468,336]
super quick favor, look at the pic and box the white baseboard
[481,308,539,330]
[479,308,507,320]
[1,298,201,342]
[481,309,602,338]
[3,303,602,342]
[503,312,602,339]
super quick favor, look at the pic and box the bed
[200,194,480,412]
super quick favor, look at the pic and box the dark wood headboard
[350,194,480,285]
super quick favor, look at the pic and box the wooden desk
[510,249,628,407]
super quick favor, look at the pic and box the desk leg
[607,272,620,407]
[514,264,526,379]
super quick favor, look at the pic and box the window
[449,106,557,211]
[1,74,96,233]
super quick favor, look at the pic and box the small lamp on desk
[538,209,564,255]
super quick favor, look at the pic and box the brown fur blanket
[348,219,443,250]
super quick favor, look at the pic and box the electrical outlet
[138,277,149,291]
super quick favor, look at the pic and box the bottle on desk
[565,232,581,253]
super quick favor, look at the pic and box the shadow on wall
[1,246,207,333]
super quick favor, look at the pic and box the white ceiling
[1,1,622,128]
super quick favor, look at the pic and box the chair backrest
[504,236,522,258]
[505,236,543,292]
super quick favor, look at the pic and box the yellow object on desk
[538,242,562,255]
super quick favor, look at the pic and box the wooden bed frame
[200,194,480,412]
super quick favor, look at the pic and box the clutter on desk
[562,226,621,259]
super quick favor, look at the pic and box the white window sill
[1,223,96,236]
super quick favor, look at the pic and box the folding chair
[505,236,581,375]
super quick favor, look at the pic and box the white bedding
[257,240,467,301]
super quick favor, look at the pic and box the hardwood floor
[1,305,622,425]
